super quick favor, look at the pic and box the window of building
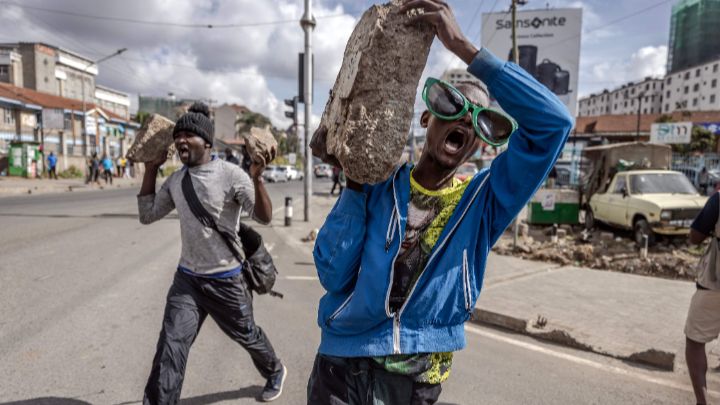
[666,90,671,98]
[665,103,669,111]
[624,101,628,108]
[685,72,690,80]
[643,108,647,114]
[696,68,701,77]
[2,107,15,125]
[711,94,717,104]
[631,88,635,95]
[685,86,689,94]
[693,98,698,106]
[713,79,717,88]
[667,77,672,85]
[694,83,700,92]
[645,84,650,91]
[0,65,8,76]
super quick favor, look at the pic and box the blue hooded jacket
[313,48,574,357]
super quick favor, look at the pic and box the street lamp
[636,91,645,140]
[81,48,127,157]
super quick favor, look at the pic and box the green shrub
[59,165,83,179]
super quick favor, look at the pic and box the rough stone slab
[243,126,278,165]
[126,114,176,162]
[314,0,434,184]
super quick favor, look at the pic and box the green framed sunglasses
[421,77,518,146]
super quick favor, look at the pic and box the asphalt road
[0,178,709,404]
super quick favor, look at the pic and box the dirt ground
[492,224,705,281]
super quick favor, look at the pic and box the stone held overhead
[313,0,434,184]
[243,125,278,165]
[126,114,176,162]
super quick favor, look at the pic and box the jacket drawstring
[385,207,397,252]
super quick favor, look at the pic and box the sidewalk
[0,176,141,196]
[476,254,694,371]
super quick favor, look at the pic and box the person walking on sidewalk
[47,151,58,180]
[137,102,286,404]
[330,166,341,195]
[685,191,720,405]
[101,154,113,185]
[306,1,573,403]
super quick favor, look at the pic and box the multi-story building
[0,49,23,87]
[662,58,720,112]
[578,77,664,117]
[667,0,720,74]
[94,85,130,120]
[0,42,98,102]
[214,104,249,142]
[138,96,198,121]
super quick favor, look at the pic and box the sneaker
[260,364,287,402]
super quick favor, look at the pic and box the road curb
[470,308,676,371]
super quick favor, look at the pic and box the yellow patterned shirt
[376,170,471,384]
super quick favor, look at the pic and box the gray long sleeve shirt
[137,159,263,275]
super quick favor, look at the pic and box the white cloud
[580,45,667,96]
[0,0,356,128]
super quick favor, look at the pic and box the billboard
[481,8,583,116]
[650,122,692,144]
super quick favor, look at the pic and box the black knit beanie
[173,102,214,146]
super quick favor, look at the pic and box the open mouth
[443,128,468,155]
[177,145,190,158]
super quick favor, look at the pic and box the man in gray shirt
[137,103,286,404]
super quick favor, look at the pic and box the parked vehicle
[284,165,304,181]
[262,165,287,183]
[314,164,332,178]
[582,143,707,245]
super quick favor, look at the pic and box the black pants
[307,354,442,405]
[103,169,113,184]
[143,271,282,405]
[48,167,58,179]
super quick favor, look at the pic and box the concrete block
[126,114,175,163]
[243,126,277,165]
[314,1,434,184]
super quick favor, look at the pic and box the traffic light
[284,97,298,123]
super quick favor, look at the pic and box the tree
[134,111,151,126]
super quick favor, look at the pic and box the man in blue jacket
[307,1,574,404]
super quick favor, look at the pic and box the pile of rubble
[492,226,704,280]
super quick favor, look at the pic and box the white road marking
[285,275,318,281]
[465,324,718,397]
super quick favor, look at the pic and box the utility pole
[511,0,519,64]
[81,48,127,157]
[636,92,645,140]
[301,0,316,222]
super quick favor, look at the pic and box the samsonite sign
[650,122,692,144]
[481,8,582,116]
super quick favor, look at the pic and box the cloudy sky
[0,0,674,128]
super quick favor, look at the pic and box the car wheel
[584,208,595,230]
[634,219,655,246]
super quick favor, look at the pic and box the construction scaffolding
[667,0,720,73]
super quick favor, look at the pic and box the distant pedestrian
[225,148,240,165]
[137,103,286,404]
[116,156,123,177]
[699,167,709,196]
[86,153,101,185]
[330,166,341,195]
[241,146,252,174]
[101,154,113,185]
[685,191,720,405]
[128,160,135,178]
[120,156,130,178]
[47,151,58,180]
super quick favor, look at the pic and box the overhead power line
[1,1,347,29]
